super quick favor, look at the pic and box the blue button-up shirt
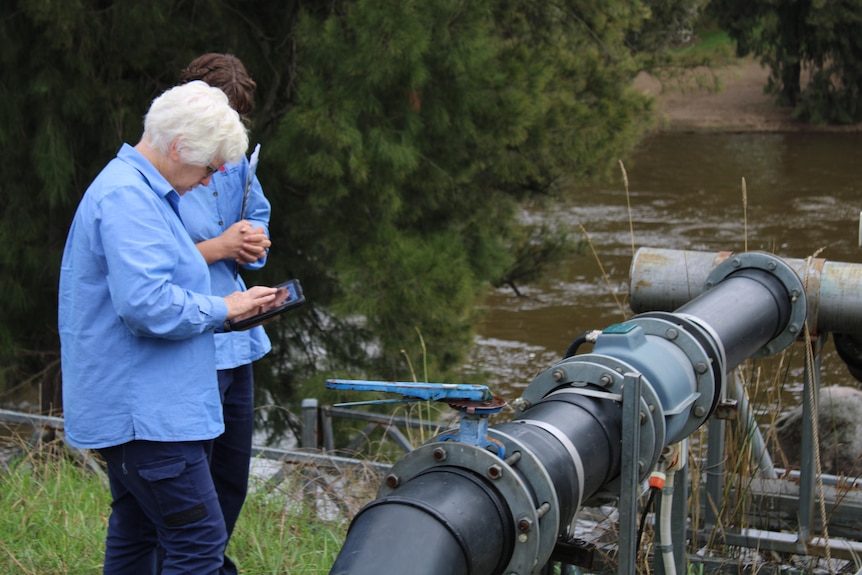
[58,144,228,449]
[179,158,272,370]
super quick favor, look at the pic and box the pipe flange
[489,428,561,570]
[560,357,664,499]
[379,442,542,574]
[519,356,665,487]
[704,251,807,357]
[626,314,722,442]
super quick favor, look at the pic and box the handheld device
[225,278,305,332]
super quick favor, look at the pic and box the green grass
[0,442,350,574]
[0,447,108,574]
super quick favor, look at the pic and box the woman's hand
[235,224,271,264]
[224,285,278,319]
[194,221,270,265]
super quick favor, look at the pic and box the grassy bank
[0,443,349,574]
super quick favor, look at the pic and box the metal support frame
[618,372,643,575]
[704,417,725,532]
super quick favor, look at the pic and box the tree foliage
[1,0,657,426]
[709,0,862,124]
[627,0,710,56]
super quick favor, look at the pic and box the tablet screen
[227,278,305,331]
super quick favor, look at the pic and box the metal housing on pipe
[330,251,807,575]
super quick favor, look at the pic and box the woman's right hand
[224,285,277,319]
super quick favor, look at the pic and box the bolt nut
[552,368,566,382]
[695,362,708,374]
[693,405,706,418]
[511,397,530,411]
[518,517,533,533]
[487,464,503,480]
[665,328,678,340]
[599,373,613,387]
[432,447,447,462]
[385,474,400,489]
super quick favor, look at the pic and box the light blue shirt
[58,144,228,449]
[179,158,273,370]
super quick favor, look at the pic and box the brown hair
[179,53,256,119]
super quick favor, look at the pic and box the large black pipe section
[672,267,791,369]
[333,467,515,575]
[330,395,622,575]
[330,251,807,575]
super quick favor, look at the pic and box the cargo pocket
[137,456,208,527]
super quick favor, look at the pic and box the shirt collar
[116,143,177,201]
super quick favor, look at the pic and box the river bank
[635,57,862,133]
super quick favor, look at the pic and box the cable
[636,487,659,555]
[659,471,677,575]
[563,330,601,358]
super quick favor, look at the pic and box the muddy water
[463,132,862,412]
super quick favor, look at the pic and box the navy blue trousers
[211,363,255,575]
[151,364,255,574]
[98,440,226,575]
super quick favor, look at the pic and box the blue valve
[326,379,492,405]
[325,379,507,458]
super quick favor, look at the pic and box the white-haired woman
[58,81,277,574]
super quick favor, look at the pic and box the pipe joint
[703,251,806,357]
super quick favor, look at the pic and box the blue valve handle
[326,379,506,458]
[325,379,492,403]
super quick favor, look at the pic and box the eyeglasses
[204,163,219,177]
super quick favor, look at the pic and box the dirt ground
[634,57,862,133]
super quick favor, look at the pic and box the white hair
[143,80,248,166]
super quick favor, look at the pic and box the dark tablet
[226,278,305,332]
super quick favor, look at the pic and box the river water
[463,131,862,412]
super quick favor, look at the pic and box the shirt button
[213,191,218,197]
[218,221,224,226]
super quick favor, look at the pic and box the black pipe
[330,257,800,575]
[330,467,514,575]
[502,391,623,511]
[675,268,791,369]
[331,394,622,575]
